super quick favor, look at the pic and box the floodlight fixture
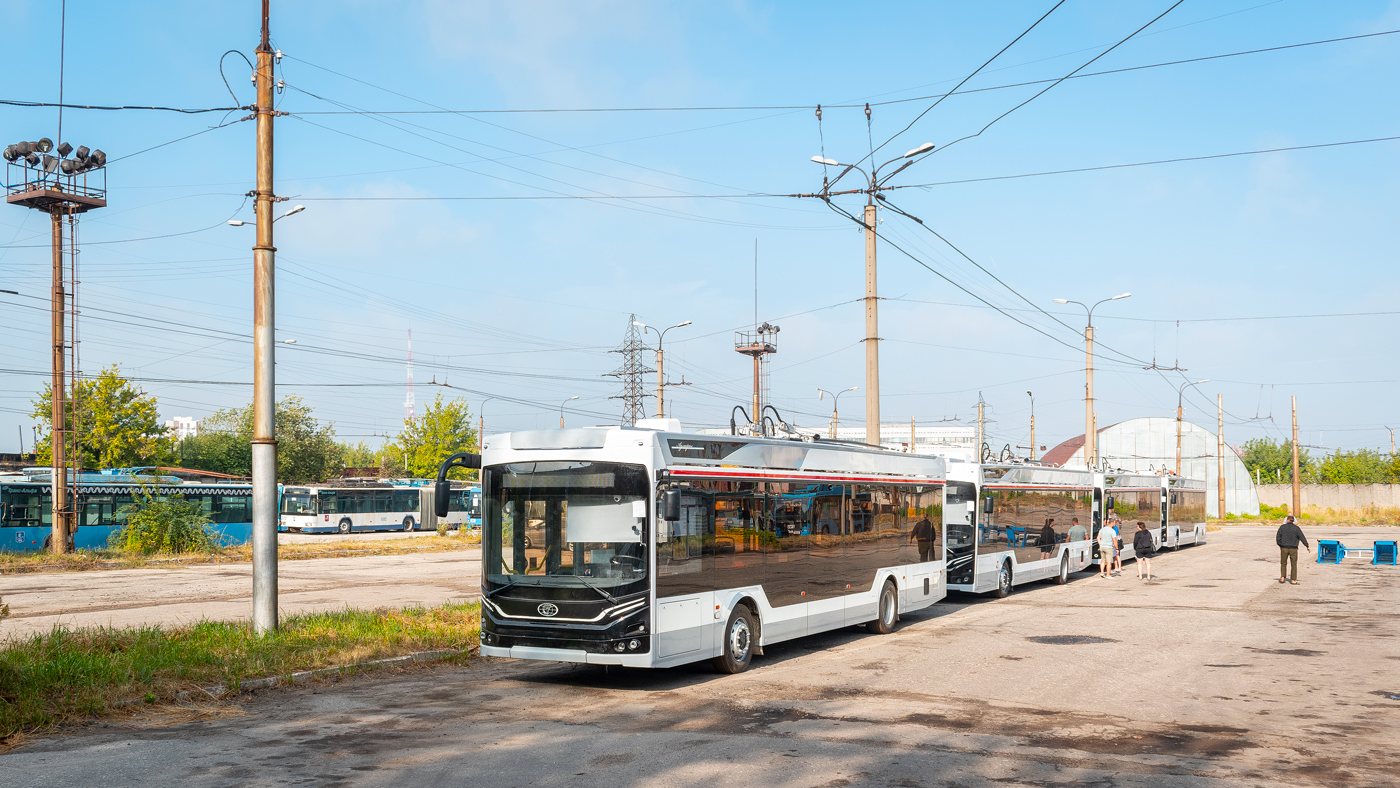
[90,150,105,168]
[24,152,40,167]
[15,141,31,156]
[811,155,839,165]
[60,159,78,175]
[902,142,935,158]
[75,145,90,160]
[33,138,53,153]
[2,145,18,162]
[56,142,73,158]
[41,155,58,174]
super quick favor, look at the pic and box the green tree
[1240,437,1311,484]
[30,365,174,469]
[178,395,340,483]
[339,439,382,470]
[386,393,477,479]
[1313,448,1396,484]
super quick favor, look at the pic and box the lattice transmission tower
[606,314,654,426]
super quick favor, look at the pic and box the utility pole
[1054,294,1130,470]
[1291,396,1301,517]
[634,320,691,420]
[977,396,985,463]
[863,203,880,447]
[910,417,916,454]
[250,0,280,634]
[6,137,107,554]
[478,397,494,453]
[1026,390,1035,461]
[1217,394,1226,520]
[1175,379,1209,476]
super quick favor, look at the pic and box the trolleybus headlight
[628,640,640,651]
[613,642,626,653]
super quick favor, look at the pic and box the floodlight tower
[4,138,107,554]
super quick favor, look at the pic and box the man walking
[1276,514,1311,585]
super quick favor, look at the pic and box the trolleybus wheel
[994,562,1013,598]
[1055,554,1070,585]
[338,518,352,534]
[867,580,898,634]
[402,516,415,532]
[713,604,755,674]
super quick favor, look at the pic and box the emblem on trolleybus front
[537,603,559,617]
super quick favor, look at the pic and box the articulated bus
[280,480,480,534]
[0,470,254,552]
[473,424,948,673]
[947,461,1099,597]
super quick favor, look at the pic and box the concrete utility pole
[633,320,691,419]
[251,0,280,634]
[1026,390,1035,461]
[1217,394,1226,520]
[863,203,880,447]
[1054,293,1130,470]
[49,211,70,553]
[909,417,916,454]
[977,397,985,463]
[1291,396,1301,517]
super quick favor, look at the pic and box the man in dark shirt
[1276,515,1311,585]
[912,516,936,562]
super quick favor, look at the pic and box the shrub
[110,488,219,554]
[436,522,450,537]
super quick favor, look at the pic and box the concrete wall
[1257,484,1400,509]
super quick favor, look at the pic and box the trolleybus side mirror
[662,489,682,521]
[982,497,994,515]
[433,452,482,518]
[1106,496,1115,511]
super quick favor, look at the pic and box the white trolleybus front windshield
[481,461,652,657]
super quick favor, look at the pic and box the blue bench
[1315,539,1397,565]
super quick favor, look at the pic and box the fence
[1256,484,1400,510]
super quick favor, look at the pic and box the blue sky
[2,0,1397,459]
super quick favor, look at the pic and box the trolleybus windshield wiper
[567,573,619,605]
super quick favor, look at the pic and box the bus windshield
[281,494,316,515]
[482,461,649,592]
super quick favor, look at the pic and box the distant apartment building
[165,416,200,441]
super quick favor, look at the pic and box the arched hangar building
[1042,416,1259,518]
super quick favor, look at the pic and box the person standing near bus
[1098,519,1118,578]
[1067,516,1087,544]
[1111,515,1126,576]
[1276,514,1311,585]
[1038,518,1057,560]
[911,514,936,562]
[1133,522,1155,581]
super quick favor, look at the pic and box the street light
[633,319,692,419]
[1026,390,1035,461]
[227,205,305,227]
[1175,378,1209,476]
[1053,293,1132,468]
[817,386,858,440]
[809,142,935,447]
[559,396,578,428]
[479,396,496,449]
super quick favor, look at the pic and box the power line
[0,99,247,113]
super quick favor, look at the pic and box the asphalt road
[0,548,483,638]
[3,526,1397,787]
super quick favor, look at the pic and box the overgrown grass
[1212,502,1400,526]
[0,533,480,575]
[0,603,479,740]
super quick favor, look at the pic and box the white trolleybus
[946,461,1099,597]
[1101,472,1208,560]
[280,480,480,534]
[436,422,949,673]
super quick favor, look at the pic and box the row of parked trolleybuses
[457,421,1208,674]
[0,469,482,552]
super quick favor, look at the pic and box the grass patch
[0,533,480,575]
[0,603,479,741]
[1211,504,1400,527]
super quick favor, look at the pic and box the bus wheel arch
[732,595,763,655]
[337,518,352,534]
[994,560,1013,598]
[713,602,758,674]
[402,516,415,532]
[1055,552,1070,585]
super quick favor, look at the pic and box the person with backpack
[1133,521,1155,581]
[1098,519,1118,578]
[1276,514,1311,585]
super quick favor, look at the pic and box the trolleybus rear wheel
[995,562,1013,598]
[867,580,898,634]
[1055,554,1070,585]
[338,518,352,534]
[402,516,415,532]
[713,604,755,674]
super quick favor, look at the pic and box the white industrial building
[1043,417,1259,517]
[164,416,200,441]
